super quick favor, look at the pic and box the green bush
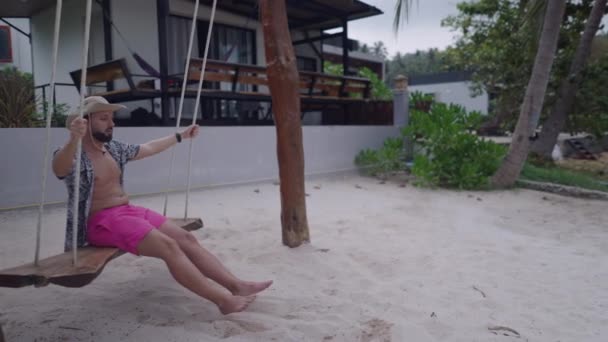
[358,67,393,100]
[0,67,36,128]
[323,61,344,76]
[409,91,435,113]
[403,103,506,189]
[36,101,71,127]
[355,137,405,176]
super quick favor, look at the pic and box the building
[0,18,32,73]
[0,0,403,208]
[409,71,489,115]
[2,0,392,126]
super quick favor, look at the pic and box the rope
[71,0,94,265]
[162,0,201,216]
[185,0,218,219]
[34,0,63,266]
[162,0,218,218]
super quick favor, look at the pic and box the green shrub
[355,137,405,176]
[323,61,344,76]
[0,67,36,128]
[358,67,393,100]
[409,91,435,113]
[403,103,506,189]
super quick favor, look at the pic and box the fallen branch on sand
[488,325,521,338]
[472,286,487,298]
[517,180,608,200]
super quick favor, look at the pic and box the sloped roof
[1,0,383,30]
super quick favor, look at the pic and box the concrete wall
[0,126,399,208]
[31,0,106,114]
[410,81,489,115]
[0,18,32,73]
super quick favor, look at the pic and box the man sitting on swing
[53,96,272,314]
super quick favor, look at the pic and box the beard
[92,130,113,142]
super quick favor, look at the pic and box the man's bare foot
[218,295,257,315]
[233,280,273,296]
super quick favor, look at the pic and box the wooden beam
[292,32,342,45]
[156,0,171,125]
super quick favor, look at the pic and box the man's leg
[137,229,256,314]
[157,221,273,296]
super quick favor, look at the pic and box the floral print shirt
[55,140,140,251]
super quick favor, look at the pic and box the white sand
[1,173,607,341]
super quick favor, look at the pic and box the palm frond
[521,0,547,39]
[393,0,418,34]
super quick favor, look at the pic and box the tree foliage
[442,0,606,134]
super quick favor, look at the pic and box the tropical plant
[355,137,406,176]
[491,0,567,187]
[403,103,506,189]
[0,67,37,128]
[358,67,392,100]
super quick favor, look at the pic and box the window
[167,16,258,122]
[0,26,13,63]
[199,22,255,65]
[197,21,257,120]
[297,56,317,72]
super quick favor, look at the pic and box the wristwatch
[175,132,182,143]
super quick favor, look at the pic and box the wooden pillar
[101,0,114,91]
[260,0,310,247]
[341,18,350,75]
[156,0,170,125]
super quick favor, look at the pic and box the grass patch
[521,163,608,193]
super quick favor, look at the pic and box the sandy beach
[1,173,607,341]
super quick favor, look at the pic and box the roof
[1,0,56,17]
[1,0,383,30]
[198,0,383,30]
[322,44,385,64]
[409,71,473,86]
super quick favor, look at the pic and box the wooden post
[260,0,310,247]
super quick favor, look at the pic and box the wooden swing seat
[0,217,203,289]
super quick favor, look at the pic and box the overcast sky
[343,0,461,57]
[344,0,608,58]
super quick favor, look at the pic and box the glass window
[297,56,317,72]
[0,26,12,63]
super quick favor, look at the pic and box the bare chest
[90,153,121,186]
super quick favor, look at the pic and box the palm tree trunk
[490,0,567,187]
[531,0,608,158]
[260,0,310,247]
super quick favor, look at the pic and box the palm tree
[490,0,567,187]
[531,0,608,158]
[372,41,389,59]
[394,0,417,33]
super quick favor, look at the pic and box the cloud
[347,0,460,56]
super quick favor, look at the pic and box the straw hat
[66,96,126,128]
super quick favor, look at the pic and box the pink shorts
[87,204,167,255]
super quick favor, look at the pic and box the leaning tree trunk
[491,0,567,188]
[260,0,310,247]
[531,0,608,158]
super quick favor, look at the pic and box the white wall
[31,0,106,114]
[111,0,160,116]
[0,126,400,208]
[0,18,32,73]
[410,81,489,114]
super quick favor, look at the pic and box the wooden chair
[70,58,162,103]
